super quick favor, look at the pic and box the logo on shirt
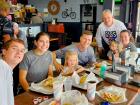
[105,31,117,41]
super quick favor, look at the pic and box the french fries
[101,92,122,102]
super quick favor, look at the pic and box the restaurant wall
[28,0,103,22]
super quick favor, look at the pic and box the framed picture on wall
[80,4,96,23]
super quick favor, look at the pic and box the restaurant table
[118,73,140,93]
[15,81,138,105]
[95,60,140,93]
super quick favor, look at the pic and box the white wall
[28,0,103,22]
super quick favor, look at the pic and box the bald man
[95,9,126,59]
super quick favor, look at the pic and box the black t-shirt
[0,15,13,51]
[0,15,13,38]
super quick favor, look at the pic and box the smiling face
[34,35,50,53]
[80,34,92,50]
[2,40,25,68]
[102,11,114,27]
[120,31,130,46]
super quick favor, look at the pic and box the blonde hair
[0,1,10,16]
[0,1,10,10]
[109,41,120,52]
[64,51,78,66]
[110,41,118,47]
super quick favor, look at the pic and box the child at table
[61,51,84,76]
[107,41,120,63]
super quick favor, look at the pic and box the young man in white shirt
[0,39,25,105]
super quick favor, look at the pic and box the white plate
[29,80,53,95]
[29,76,66,95]
[39,98,93,105]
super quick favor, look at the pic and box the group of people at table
[0,2,138,105]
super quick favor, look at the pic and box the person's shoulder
[65,43,77,49]
[98,22,104,28]
[45,50,52,55]
[25,50,34,56]
[114,19,125,25]
[0,59,4,63]
[86,46,94,52]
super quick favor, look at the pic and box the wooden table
[15,81,138,105]
[120,73,140,93]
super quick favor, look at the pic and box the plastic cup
[64,77,72,91]
[87,81,97,101]
[53,81,63,101]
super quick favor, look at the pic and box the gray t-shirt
[95,19,126,48]
[19,50,52,83]
[56,44,96,66]
[120,42,137,60]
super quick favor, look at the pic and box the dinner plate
[29,80,53,95]
[29,76,66,94]
[39,98,93,105]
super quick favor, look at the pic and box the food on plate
[95,63,102,68]
[79,74,87,85]
[101,92,122,102]
[43,76,54,88]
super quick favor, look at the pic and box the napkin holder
[105,52,127,86]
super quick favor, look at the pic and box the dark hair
[2,39,25,50]
[120,29,135,43]
[35,32,50,41]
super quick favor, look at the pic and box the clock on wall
[48,0,60,15]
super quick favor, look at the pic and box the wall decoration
[48,0,60,15]
[80,4,96,22]
[62,8,76,19]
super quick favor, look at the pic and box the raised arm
[52,51,63,72]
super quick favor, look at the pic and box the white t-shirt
[0,59,14,105]
[96,19,126,48]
